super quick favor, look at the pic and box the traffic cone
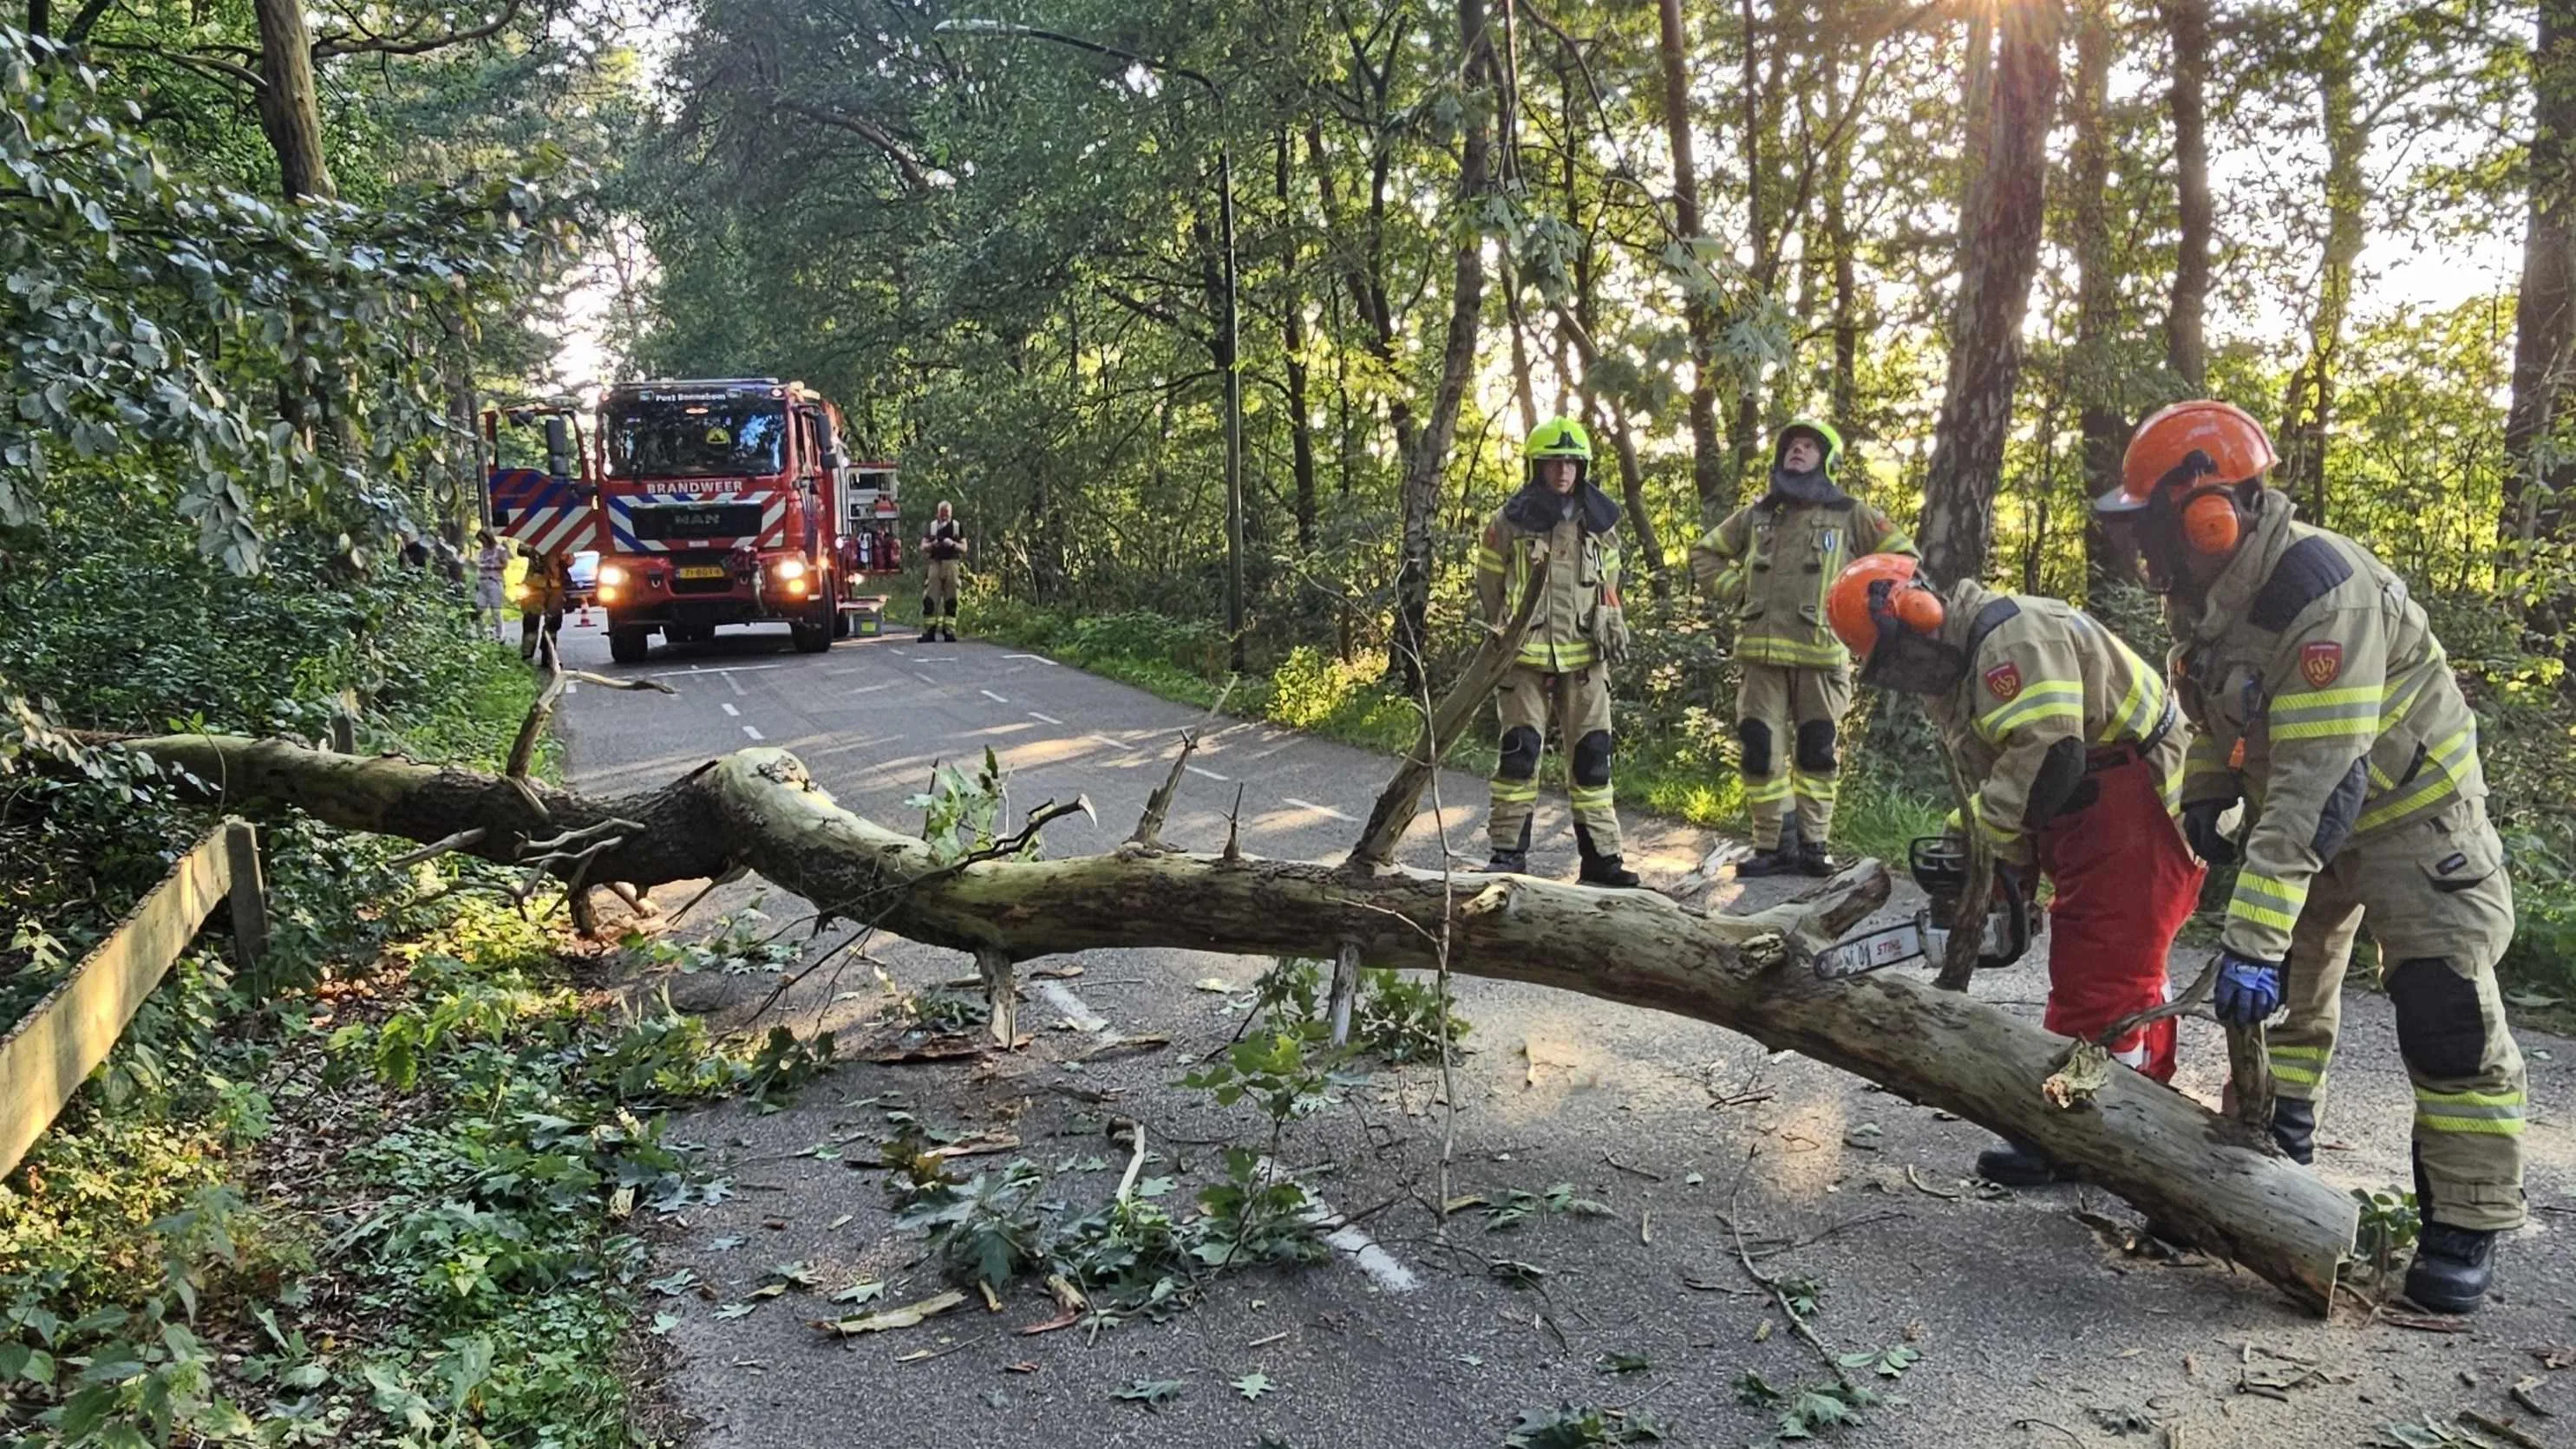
[577,602,594,628]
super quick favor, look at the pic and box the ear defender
[1869,578,1945,637]
[2180,486,2242,554]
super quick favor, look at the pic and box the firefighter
[1473,416,1640,889]
[518,546,572,665]
[1690,421,1916,877]
[921,502,966,643]
[2095,399,2522,1314]
[1826,553,2205,1184]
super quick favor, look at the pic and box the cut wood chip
[925,1132,1022,1162]
[1076,1034,1170,1062]
[860,1037,985,1065]
[1017,1308,1080,1336]
[813,1289,970,1337]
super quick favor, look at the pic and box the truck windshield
[605,399,788,479]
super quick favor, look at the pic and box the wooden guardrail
[0,819,266,1180]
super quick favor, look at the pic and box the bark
[1277,134,1319,550]
[113,730,2358,1312]
[2506,2,2576,568]
[1727,0,1771,504]
[252,0,336,200]
[1916,0,2063,586]
[1389,0,1494,695]
[1653,0,1729,519]
[2276,0,2365,529]
[1824,67,1860,430]
[2162,0,2213,390]
[2069,0,2138,591]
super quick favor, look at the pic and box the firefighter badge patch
[1983,662,2022,701]
[2299,641,2344,689]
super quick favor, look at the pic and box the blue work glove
[2211,949,2284,1026]
[2181,799,2238,865]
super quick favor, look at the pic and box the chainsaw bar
[1814,912,1945,980]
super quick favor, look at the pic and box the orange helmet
[2099,400,2276,517]
[1827,553,1945,659]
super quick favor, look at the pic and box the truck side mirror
[544,417,573,480]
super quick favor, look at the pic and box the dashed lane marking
[1087,734,1130,753]
[720,702,739,717]
[1280,797,1358,823]
[1004,654,1058,665]
[980,689,1009,704]
[742,725,765,741]
[646,663,788,679]
[726,672,747,696]
[849,682,895,695]
[915,673,940,686]
[1186,765,1227,781]
[1027,711,1063,725]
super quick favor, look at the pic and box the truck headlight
[599,564,628,587]
[775,558,807,581]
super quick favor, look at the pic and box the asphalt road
[551,614,2576,1449]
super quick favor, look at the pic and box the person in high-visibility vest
[921,502,966,643]
[1690,421,1916,877]
[1472,417,1639,889]
[2098,399,2523,1314]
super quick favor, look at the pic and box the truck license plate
[677,565,727,580]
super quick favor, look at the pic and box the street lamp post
[936,19,1246,673]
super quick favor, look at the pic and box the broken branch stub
[113,733,2357,1312]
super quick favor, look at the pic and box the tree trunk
[112,729,2359,1313]
[252,0,336,201]
[2277,0,2364,530]
[1916,0,2063,586]
[1277,134,1319,550]
[1654,0,1729,520]
[1389,0,1494,694]
[2069,0,2138,591]
[2506,1,2576,569]
[1727,0,1775,505]
[2162,0,2213,390]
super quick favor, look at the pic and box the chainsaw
[1814,837,2037,980]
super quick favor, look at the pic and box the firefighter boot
[1736,846,1799,878]
[919,597,938,643]
[2271,1098,2317,1165]
[2405,1221,2500,1314]
[1796,842,1839,878]
[1485,849,1528,875]
[1578,847,1641,890]
[1974,1138,2079,1187]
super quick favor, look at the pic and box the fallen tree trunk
[117,734,2357,1312]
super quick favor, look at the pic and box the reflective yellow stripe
[1490,780,1540,803]
[2356,727,2474,832]
[2269,1063,2322,1086]
[1743,776,1794,801]
[1793,776,1839,802]
[1737,637,1847,668]
[2269,1044,2329,1061]
[1977,681,2085,740]
[2415,1087,2525,1135]
[1568,786,1615,807]
[2229,873,2305,932]
[1967,793,2024,845]
[1474,548,1505,575]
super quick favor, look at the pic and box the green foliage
[907,747,1023,865]
[1503,1401,1668,1446]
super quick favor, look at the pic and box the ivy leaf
[1233,1372,1273,1400]
[1114,1377,1186,1409]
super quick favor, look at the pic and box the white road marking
[914,656,959,662]
[849,682,895,695]
[1037,982,1107,1034]
[1027,710,1063,725]
[1004,654,1058,665]
[727,672,747,696]
[646,663,789,679]
[1281,797,1358,823]
[1087,734,1129,753]
[979,689,1009,704]
[1255,1158,1417,1293]
[742,725,765,741]
[1186,765,1227,781]
[889,649,909,657]
[721,702,740,717]
[564,682,578,697]
[915,672,940,686]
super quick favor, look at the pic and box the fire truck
[484,379,898,664]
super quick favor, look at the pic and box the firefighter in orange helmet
[2097,399,2522,1313]
[1826,553,2202,1186]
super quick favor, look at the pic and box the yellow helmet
[1526,416,1593,462]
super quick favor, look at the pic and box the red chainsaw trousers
[2031,754,2205,1083]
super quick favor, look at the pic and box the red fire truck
[497,379,893,664]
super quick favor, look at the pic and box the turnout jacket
[2167,492,2488,963]
[1474,486,1627,673]
[1690,496,1914,669]
[1925,580,2182,868]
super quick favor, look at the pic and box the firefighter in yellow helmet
[1690,420,1916,876]
[2098,399,2523,1314]
[1473,417,1640,888]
